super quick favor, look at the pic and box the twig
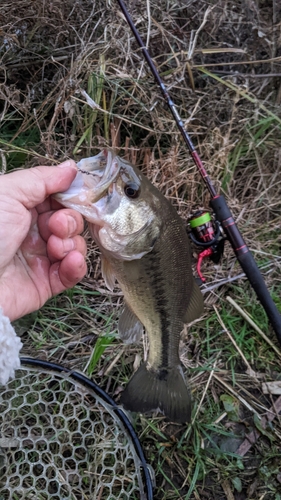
[136,0,151,80]
[250,248,281,260]
[214,374,259,416]
[213,305,256,378]
[209,71,281,78]
[1,55,68,70]
[104,348,124,376]
[226,296,281,360]
[221,480,235,500]
[145,0,151,49]
[213,412,227,425]
[0,149,7,174]
[187,6,214,60]
[200,273,246,294]
[262,381,281,395]
[192,55,281,68]
[191,357,218,425]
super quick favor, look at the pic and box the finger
[36,195,75,214]
[1,161,77,210]
[35,197,64,214]
[49,209,85,238]
[50,251,87,294]
[38,209,85,241]
[47,234,87,262]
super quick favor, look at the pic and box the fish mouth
[77,149,121,202]
[55,149,120,210]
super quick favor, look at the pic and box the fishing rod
[116,0,281,346]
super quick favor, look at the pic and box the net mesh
[0,366,149,499]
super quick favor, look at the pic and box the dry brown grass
[1,0,281,498]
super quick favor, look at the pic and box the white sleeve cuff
[0,308,23,385]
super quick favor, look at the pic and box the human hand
[0,160,87,322]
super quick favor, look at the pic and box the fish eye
[124,182,140,199]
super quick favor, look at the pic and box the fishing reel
[188,210,225,283]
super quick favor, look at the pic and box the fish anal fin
[120,364,191,423]
[184,280,204,324]
[118,304,144,344]
[101,256,116,292]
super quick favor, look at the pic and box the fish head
[55,150,161,260]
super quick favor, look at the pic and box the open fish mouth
[54,150,120,211]
[77,150,120,202]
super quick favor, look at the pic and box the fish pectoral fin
[118,304,144,344]
[183,280,204,323]
[101,256,116,292]
[120,364,191,423]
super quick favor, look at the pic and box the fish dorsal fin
[183,280,204,324]
[101,256,116,292]
[118,304,144,344]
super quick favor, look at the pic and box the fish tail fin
[120,364,191,423]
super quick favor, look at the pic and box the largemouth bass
[55,150,204,423]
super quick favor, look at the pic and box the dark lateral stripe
[147,249,170,368]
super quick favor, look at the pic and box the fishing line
[115,0,281,346]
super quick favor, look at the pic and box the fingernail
[67,215,77,235]
[57,160,76,169]
[63,238,75,254]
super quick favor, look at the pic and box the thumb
[0,160,77,209]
